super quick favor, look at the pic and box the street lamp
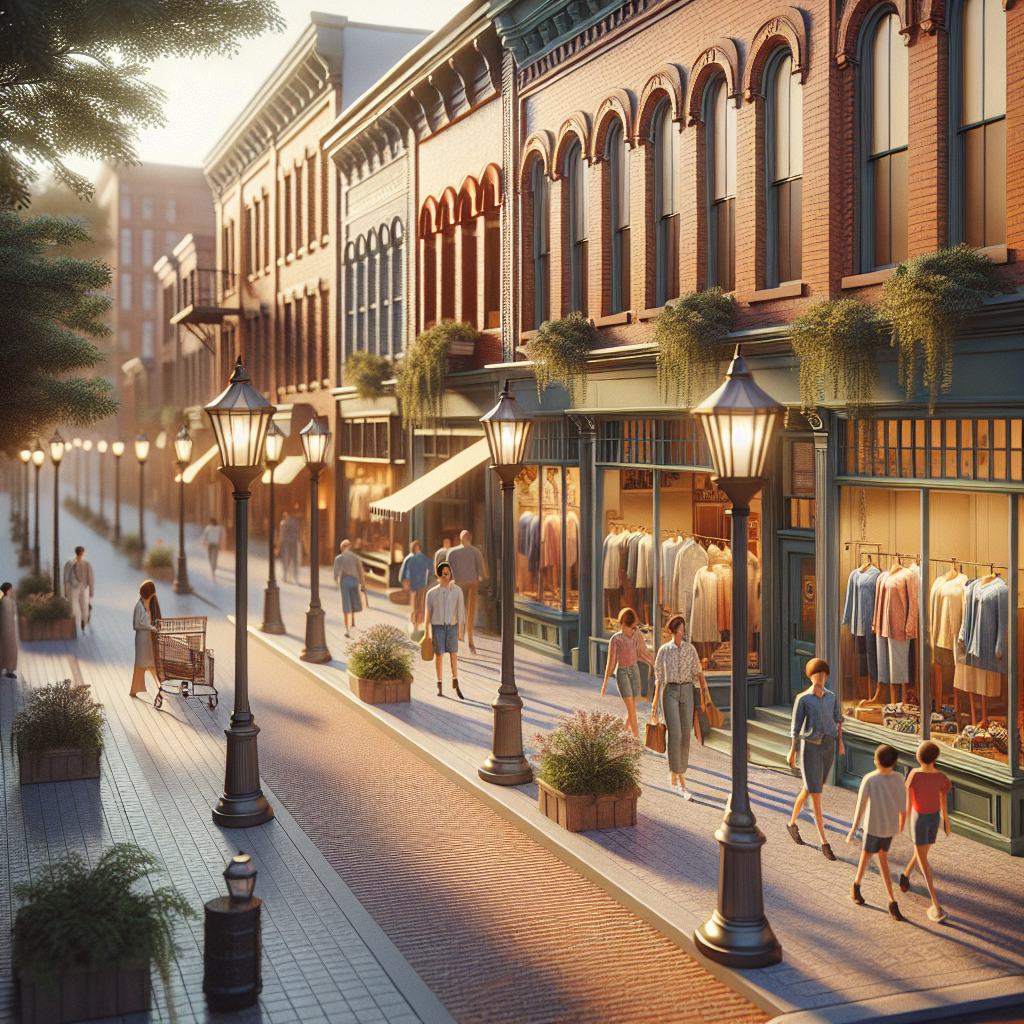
[692,347,783,969]
[478,380,534,785]
[97,441,108,523]
[205,356,274,828]
[31,445,44,576]
[135,434,149,551]
[72,437,82,505]
[48,432,65,595]
[299,417,331,663]
[18,448,31,559]
[173,424,193,594]
[111,440,125,542]
[261,421,285,634]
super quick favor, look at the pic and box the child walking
[846,744,906,921]
[899,740,952,922]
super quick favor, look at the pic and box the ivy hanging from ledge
[526,311,596,405]
[343,351,393,401]
[396,320,477,429]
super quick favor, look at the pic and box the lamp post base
[300,606,331,663]
[261,583,285,634]
[173,556,192,594]
[478,698,533,786]
[213,723,274,829]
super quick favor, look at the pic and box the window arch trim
[743,8,809,101]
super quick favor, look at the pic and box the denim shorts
[615,664,642,699]
[864,833,893,854]
[912,809,941,847]
[431,623,459,654]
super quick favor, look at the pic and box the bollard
[203,852,262,1011]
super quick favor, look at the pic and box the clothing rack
[929,555,1007,572]
[660,528,730,546]
[860,549,920,563]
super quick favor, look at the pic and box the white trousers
[70,587,90,627]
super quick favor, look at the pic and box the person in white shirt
[424,562,465,700]
[62,546,94,630]
[200,518,223,579]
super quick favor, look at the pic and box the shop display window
[346,462,401,563]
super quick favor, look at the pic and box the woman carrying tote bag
[423,562,466,700]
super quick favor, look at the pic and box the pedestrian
[424,561,465,700]
[433,536,452,574]
[786,658,844,860]
[129,580,161,698]
[0,582,18,677]
[649,614,709,800]
[846,743,907,921]
[601,607,654,739]
[62,545,94,631]
[333,539,366,637]
[399,540,433,634]
[279,509,301,584]
[446,529,487,653]
[899,740,952,922]
[200,518,222,579]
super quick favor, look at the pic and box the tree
[0,0,283,208]
[0,210,118,451]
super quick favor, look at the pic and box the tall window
[606,121,630,314]
[391,220,404,352]
[440,211,456,321]
[862,11,908,270]
[706,75,736,292]
[367,231,378,354]
[483,202,500,329]
[565,139,588,314]
[652,100,679,307]
[345,222,406,357]
[531,160,549,328]
[355,238,366,351]
[379,225,392,358]
[460,196,478,330]
[767,51,803,285]
[954,0,1006,247]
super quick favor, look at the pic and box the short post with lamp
[478,381,534,785]
[299,418,331,663]
[205,357,274,828]
[173,425,193,594]
[96,440,108,523]
[48,432,65,596]
[18,448,31,561]
[82,439,93,513]
[203,851,262,1011]
[31,444,44,576]
[111,440,125,543]
[135,434,149,552]
[260,421,285,634]
[692,347,783,968]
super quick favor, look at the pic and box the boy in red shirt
[899,740,951,923]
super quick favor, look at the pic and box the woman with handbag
[649,614,709,800]
[601,607,654,739]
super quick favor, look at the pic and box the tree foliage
[0,0,284,207]
[0,209,118,451]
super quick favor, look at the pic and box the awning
[175,444,219,483]
[261,455,306,485]
[369,438,490,521]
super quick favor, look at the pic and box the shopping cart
[152,616,217,711]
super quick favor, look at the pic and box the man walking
[446,529,487,654]
[63,546,94,631]
[399,540,433,634]
[279,509,301,584]
[333,539,367,637]
[200,518,222,579]
[433,536,452,574]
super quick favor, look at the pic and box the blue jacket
[399,551,433,592]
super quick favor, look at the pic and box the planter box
[347,670,412,705]
[144,566,174,583]
[18,960,150,1024]
[19,619,76,642]
[537,778,639,833]
[19,748,100,785]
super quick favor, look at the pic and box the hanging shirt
[671,540,708,627]
[603,532,622,589]
[625,532,643,584]
[541,514,561,570]
[661,537,685,599]
[713,560,733,633]
[959,576,1008,673]
[689,566,720,642]
[872,567,919,640]
[635,533,655,590]
[929,573,967,650]
[842,564,882,637]
[566,511,580,568]
[748,550,762,633]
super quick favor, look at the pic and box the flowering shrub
[144,543,174,570]
[346,624,417,681]
[19,592,72,623]
[531,710,642,797]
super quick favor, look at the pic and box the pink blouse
[609,628,650,668]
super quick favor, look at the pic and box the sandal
[889,901,905,922]
[436,680,443,696]
[821,842,837,861]
[899,873,910,893]
[850,883,865,905]
[787,823,805,846]
[927,905,949,924]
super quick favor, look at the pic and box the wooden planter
[19,748,101,785]
[19,960,150,1024]
[537,778,639,833]
[347,670,412,704]
[19,619,76,642]
[144,566,174,583]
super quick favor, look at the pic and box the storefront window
[346,462,399,562]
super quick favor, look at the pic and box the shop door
[784,542,817,702]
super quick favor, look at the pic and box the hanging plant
[880,244,1000,411]
[526,311,595,405]
[395,320,477,428]
[652,289,736,406]
[343,351,392,400]
[790,297,888,418]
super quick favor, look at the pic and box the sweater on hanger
[929,573,967,651]
[872,566,919,640]
[842,564,882,637]
[635,533,655,590]
[671,540,708,628]
[602,532,621,589]
[748,549,762,633]
[661,537,685,597]
[713,560,733,633]
[959,576,1008,674]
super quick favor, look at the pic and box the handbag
[705,699,723,730]
[420,632,433,661]
[693,700,711,745]
[645,716,666,753]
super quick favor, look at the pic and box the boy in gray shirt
[846,743,906,920]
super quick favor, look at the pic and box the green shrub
[531,710,642,797]
[17,574,52,600]
[120,532,143,553]
[396,320,477,428]
[526,311,596,405]
[346,624,416,681]
[19,592,73,622]
[344,351,393,400]
[12,678,104,757]
[144,542,174,570]
[12,843,195,993]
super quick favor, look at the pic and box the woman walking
[649,614,710,800]
[424,562,466,700]
[601,608,654,738]
[130,580,161,698]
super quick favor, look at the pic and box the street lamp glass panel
[173,425,193,465]
[48,433,65,465]
[223,851,257,900]
[135,434,150,464]
[19,449,31,464]
[97,440,108,454]
[692,350,783,482]
[264,422,285,465]
[72,437,82,448]
[31,448,44,467]
[481,381,533,467]
[299,418,331,467]
[205,358,274,469]
[111,440,125,457]
[83,439,92,452]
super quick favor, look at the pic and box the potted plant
[16,576,76,642]
[13,843,195,1024]
[118,532,143,567]
[396,320,477,428]
[12,679,104,784]
[143,542,174,582]
[344,351,393,400]
[526,311,595,405]
[345,624,416,704]
[531,711,642,832]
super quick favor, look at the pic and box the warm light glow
[48,432,65,465]
[111,440,125,457]
[480,381,533,468]
[154,430,167,450]
[82,439,92,452]
[19,449,31,464]
[135,434,150,464]
[97,440,108,454]
[223,851,257,901]
[205,359,274,469]
[72,437,82,448]
[299,417,331,467]
[264,422,285,465]
[173,425,193,466]
[31,448,44,467]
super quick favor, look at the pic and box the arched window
[606,120,630,314]
[861,10,908,270]
[420,210,437,329]
[367,230,378,355]
[652,99,679,307]
[767,51,803,286]
[531,159,550,328]
[440,206,456,321]
[705,74,736,292]
[952,0,1006,247]
[459,192,478,330]
[355,237,366,351]
[391,220,404,352]
[379,230,391,357]
[564,139,588,314]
